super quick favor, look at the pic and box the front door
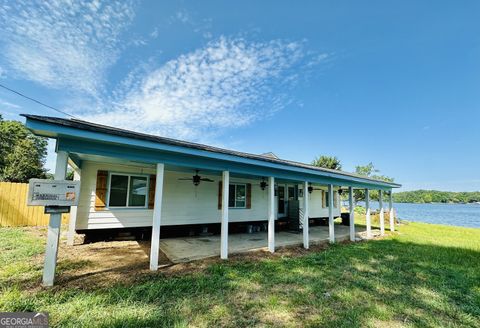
[286,185,297,216]
[277,186,286,217]
[288,186,296,201]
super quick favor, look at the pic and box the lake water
[359,202,480,228]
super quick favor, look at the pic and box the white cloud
[0,98,21,109]
[150,28,159,39]
[174,10,191,24]
[83,36,327,141]
[0,0,135,96]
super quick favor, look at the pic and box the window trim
[229,183,247,209]
[106,172,150,209]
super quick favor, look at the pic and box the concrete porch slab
[160,224,361,263]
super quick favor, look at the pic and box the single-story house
[23,114,401,286]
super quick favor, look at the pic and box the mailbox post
[27,151,80,286]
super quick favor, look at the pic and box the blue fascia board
[68,153,83,170]
[26,118,398,189]
[57,137,393,190]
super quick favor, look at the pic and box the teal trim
[57,138,393,190]
[68,153,82,169]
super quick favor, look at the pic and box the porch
[161,224,362,263]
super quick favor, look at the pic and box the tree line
[311,155,394,201]
[392,190,480,204]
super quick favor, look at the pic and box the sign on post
[27,179,80,207]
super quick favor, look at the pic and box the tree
[354,162,394,201]
[0,116,48,182]
[312,155,342,170]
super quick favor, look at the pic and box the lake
[360,202,480,228]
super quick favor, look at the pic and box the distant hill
[393,190,480,204]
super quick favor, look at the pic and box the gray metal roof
[22,114,401,188]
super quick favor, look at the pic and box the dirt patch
[22,227,375,292]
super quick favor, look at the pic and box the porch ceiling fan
[178,170,214,186]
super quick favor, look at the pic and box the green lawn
[1,222,479,328]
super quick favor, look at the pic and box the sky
[0,0,479,192]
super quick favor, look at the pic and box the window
[325,191,338,208]
[229,183,246,208]
[108,173,148,208]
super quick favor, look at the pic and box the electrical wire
[0,83,77,119]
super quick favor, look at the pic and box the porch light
[308,186,313,194]
[260,177,268,191]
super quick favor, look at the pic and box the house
[23,114,401,286]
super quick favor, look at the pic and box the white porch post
[303,181,309,249]
[221,171,229,259]
[42,150,68,286]
[328,184,335,243]
[365,189,372,238]
[389,191,395,232]
[268,176,275,253]
[149,163,165,271]
[349,186,355,242]
[379,190,385,236]
[66,168,81,246]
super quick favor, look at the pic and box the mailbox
[27,179,80,207]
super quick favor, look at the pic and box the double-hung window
[228,183,246,208]
[108,173,149,208]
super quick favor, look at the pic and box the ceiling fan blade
[178,178,193,180]
[200,178,215,182]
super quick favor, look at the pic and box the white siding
[299,188,341,218]
[76,161,342,230]
[76,161,269,230]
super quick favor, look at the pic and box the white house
[23,114,400,286]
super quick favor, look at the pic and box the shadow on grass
[3,238,480,327]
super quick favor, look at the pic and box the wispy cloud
[0,2,328,143]
[0,98,21,109]
[150,28,159,39]
[84,36,327,140]
[167,8,213,39]
[174,10,191,24]
[0,0,135,96]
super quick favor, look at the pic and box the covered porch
[160,224,359,263]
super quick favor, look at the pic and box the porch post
[389,191,395,232]
[42,150,68,286]
[365,189,372,238]
[268,177,275,253]
[149,163,165,271]
[328,184,335,243]
[221,170,229,259]
[379,190,385,236]
[303,181,309,249]
[66,168,81,246]
[349,186,355,242]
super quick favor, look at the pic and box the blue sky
[0,1,479,191]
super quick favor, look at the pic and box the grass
[0,222,479,327]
